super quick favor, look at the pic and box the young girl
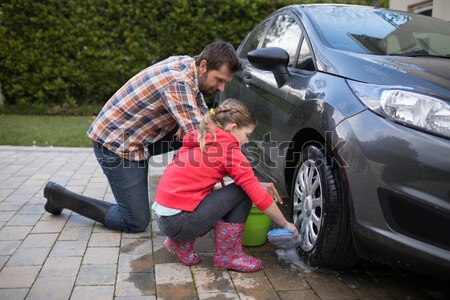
[152,98,298,272]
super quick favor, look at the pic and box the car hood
[317,49,450,100]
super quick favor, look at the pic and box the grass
[0,114,95,147]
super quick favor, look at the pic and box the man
[43,41,240,232]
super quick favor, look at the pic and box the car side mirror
[247,47,290,88]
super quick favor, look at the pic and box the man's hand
[175,127,184,141]
[260,182,283,204]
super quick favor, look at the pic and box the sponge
[267,228,302,250]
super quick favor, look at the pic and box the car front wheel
[291,144,358,269]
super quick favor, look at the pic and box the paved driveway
[0,146,448,299]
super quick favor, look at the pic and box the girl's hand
[260,182,283,204]
[284,222,299,239]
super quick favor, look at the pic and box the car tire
[291,144,358,269]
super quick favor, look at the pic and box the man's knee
[123,217,150,233]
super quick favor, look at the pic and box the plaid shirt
[87,56,208,161]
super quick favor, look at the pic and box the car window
[239,20,270,59]
[261,14,301,67]
[296,38,315,71]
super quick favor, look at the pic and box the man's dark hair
[194,41,241,73]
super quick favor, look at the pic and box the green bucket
[242,205,271,246]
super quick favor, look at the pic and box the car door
[239,13,303,183]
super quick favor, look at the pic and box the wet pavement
[0,146,449,299]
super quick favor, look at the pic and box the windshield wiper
[388,53,450,58]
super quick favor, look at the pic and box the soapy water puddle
[274,248,317,273]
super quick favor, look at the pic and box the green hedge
[0,0,386,115]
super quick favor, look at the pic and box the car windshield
[304,5,450,56]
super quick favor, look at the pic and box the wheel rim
[292,159,323,252]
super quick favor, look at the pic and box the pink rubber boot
[163,238,201,266]
[213,220,262,272]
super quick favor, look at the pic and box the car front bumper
[334,109,450,274]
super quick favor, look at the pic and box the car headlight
[347,80,450,139]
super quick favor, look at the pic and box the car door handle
[243,74,253,86]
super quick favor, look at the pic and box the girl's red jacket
[154,126,273,212]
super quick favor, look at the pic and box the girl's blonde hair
[198,98,256,152]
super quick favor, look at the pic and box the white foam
[275,249,316,273]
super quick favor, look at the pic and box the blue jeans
[94,146,150,232]
[157,183,253,241]
[94,127,181,233]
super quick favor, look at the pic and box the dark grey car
[216,4,450,276]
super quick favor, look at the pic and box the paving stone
[76,264,117,285]
[83,247,119,265]
[88,232,121,247]
[115,296,156,300]
[278,290,321,300]
[93,223,117,232]
[374,274,435,299]
[40,256,82,277]
[197,292,240,300]
[22,179,46,186]
[155,263,197,299]
[31,219,66,233]
[0,201,24,211]
[67,178,90,186]
[115,272,156,297]
[27,276,75,300]
[120,238,153,255]
[0,288,29,300]
[89,176,108,183]
[305,272,358,300]
[0,189,14,198]
[14,186,41,195]
[20,233,58,248]
[0,226,32,241]
[255,251,310,291]
[0,211,15,221]
[6,247,50,266]
[230,270,279,300]
[39,211,70,221]
[26,197,46,205]
[118,253,154,273]
[65,214,96,227]
[4,192,34,203]
[29,173,53,181]
[151,219,160,233]
[121,228,152,239]
[0,240,21,255]
[191,257,237,295]
[17,204,45,215]
[58,226,93,241]
[50,240,88,257]
[0,266,41,288]
[71,285,114,300]
[339,269,396,300]
[152,237,180,265]
[6,214,41,226]
[0,255,9,269]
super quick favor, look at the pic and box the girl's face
[226,123,256,147]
